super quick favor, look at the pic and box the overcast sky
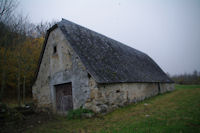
[18,0,200,75]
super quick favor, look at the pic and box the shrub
[67,108,94,119]
[0,102,24,130]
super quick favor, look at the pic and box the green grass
[67,108,94,119]
[175,84,200,90]
[26,84,200,133]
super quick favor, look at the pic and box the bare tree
[35,20,57,37]
[0,0,18,23]
[0,0,57,103]
[14,15,30,106]
[0,0,20,102]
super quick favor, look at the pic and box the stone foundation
[84,79,174,113]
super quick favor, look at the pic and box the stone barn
[32,19,174,114]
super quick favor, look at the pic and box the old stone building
[32,19,174,114]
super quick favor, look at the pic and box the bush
[0,102,24,132]
[67,108,94,119]
[15,102,36,116]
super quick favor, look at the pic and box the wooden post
[23,75,26,104]
[17,65,21,107]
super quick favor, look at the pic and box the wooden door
[55,83,73,112]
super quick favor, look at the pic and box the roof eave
[96,80,174,85]
[32,24,58,86]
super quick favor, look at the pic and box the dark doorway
[158,83,161,94]
[55,83,73,112]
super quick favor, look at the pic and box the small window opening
[88,73,91,78]
[116,90,120,93]
[53,45,57,54]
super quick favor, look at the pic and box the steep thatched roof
[35,19,173,84]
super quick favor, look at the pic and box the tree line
[0,0,56,105]
[170,70,200,85]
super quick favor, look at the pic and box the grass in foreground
[26,85,200,133]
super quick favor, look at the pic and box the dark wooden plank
[55,83,73,112]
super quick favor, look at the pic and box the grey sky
[18,0,200,75]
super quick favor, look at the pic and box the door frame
[54,82,73,113]
[51,81,73,113]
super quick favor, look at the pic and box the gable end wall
[32,28,91,112]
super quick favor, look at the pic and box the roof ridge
[57,18,173,83]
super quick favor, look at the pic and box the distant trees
[0,0,19,102]
[0,0,57,105]
[35,21,57,37]
[171,70,200,85]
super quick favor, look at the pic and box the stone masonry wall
[32,28,90,112]
[160,83,174,93]
[84,77,174,113]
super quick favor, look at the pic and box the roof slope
[56,19,173,83]
[34,19,173,84]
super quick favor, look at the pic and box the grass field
[26,84,200,133]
